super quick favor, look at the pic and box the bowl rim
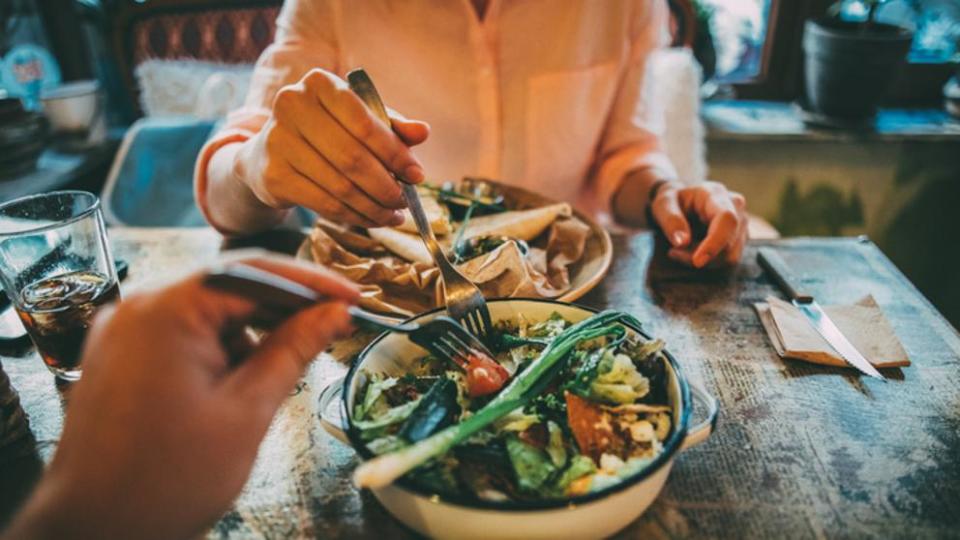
[340,297,693,512]
[40,80,100,100]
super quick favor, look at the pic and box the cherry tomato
[462,353,510,397]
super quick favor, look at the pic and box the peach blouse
[195,0,677,224]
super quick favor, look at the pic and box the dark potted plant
[803,0,915,121]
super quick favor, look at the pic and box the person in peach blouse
[197,0,748,268]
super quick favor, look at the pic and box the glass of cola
[0,191,119,381]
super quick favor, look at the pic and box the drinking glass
[0,191,119,381]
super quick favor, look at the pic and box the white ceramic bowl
[40,80,100,133]
[320,299,719,540]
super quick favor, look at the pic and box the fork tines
[411,316,495,363]
[459,307,494,346]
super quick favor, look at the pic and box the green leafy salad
[351,311,674,501]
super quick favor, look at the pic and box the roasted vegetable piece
[564,391,626,461]
[399,377,459,443]
[517,422,549,450]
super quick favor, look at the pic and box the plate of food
[297,178,613,318]
[319,299,718,540]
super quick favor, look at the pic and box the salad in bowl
[320,299,718,540]
[352,311,674,501]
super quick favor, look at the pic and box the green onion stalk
[353,310,640,488]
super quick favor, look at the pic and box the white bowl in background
[40,80,100,133]
[320,299,720,540]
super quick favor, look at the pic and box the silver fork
[346,69,494,343]
[202,263,496,363]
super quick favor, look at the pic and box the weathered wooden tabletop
[2,227,959,539]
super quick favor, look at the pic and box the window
[699,0,775,83]
[701,0,958,104]
[868,0,960,63]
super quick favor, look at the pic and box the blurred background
[0,0,958,326]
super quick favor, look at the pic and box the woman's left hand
[649,180,749,268]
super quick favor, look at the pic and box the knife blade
[757,247,885,380]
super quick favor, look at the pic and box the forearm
[2,477,91,540]
[611,167,672,227]
[204,142,291,235]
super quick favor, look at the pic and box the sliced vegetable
[353,311,634,488]
[366,435,407,455]
[399,377,459,443]
[555,454,597,492]
[496,333,550,351]
[528,391,567,428]
[506,435,556,492]
[354,397,423,440]
[545,421,567,468]
[589,353,650,405]
[566,348,609,398]
[494,407,541,433]
[527,312,568,338]
[460,351,511,397]
[355,375,398,420]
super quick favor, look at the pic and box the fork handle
[347,308,418,334]
[346,69,451,273]
[205,264,320,311]
[203,264,417,332]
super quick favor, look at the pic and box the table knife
[757,247,885,380]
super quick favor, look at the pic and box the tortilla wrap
[395,192,451,236]
[461,203,571,242]
[308,213,591,318]
[368,227,433,265]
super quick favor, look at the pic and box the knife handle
[757,248,813,303]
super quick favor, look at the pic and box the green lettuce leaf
[555,454,597,490]
[506,435,556,492]
[589,353,650,404]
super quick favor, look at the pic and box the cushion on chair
[131,6,279,66]
[136,59,252,117]
[102,117,217,227]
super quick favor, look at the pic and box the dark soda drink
[15,270,120,380]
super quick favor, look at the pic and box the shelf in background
[0,135,121,202]
[704,100,960,143]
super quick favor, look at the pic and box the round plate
[296,179,613,319]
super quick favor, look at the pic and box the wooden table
[2,228,959,538]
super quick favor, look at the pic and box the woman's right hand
[233,68,430,228]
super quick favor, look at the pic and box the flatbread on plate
[395,192,451,236]
[460,203,571,242]
[368,227,433,265]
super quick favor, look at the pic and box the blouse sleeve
[587,0,678,217]
[193,0,342,227]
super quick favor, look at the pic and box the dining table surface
[1,226,959,539]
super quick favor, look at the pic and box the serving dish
[297,179,613,319]
[40,80,100,133]
[319,299,719,540]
